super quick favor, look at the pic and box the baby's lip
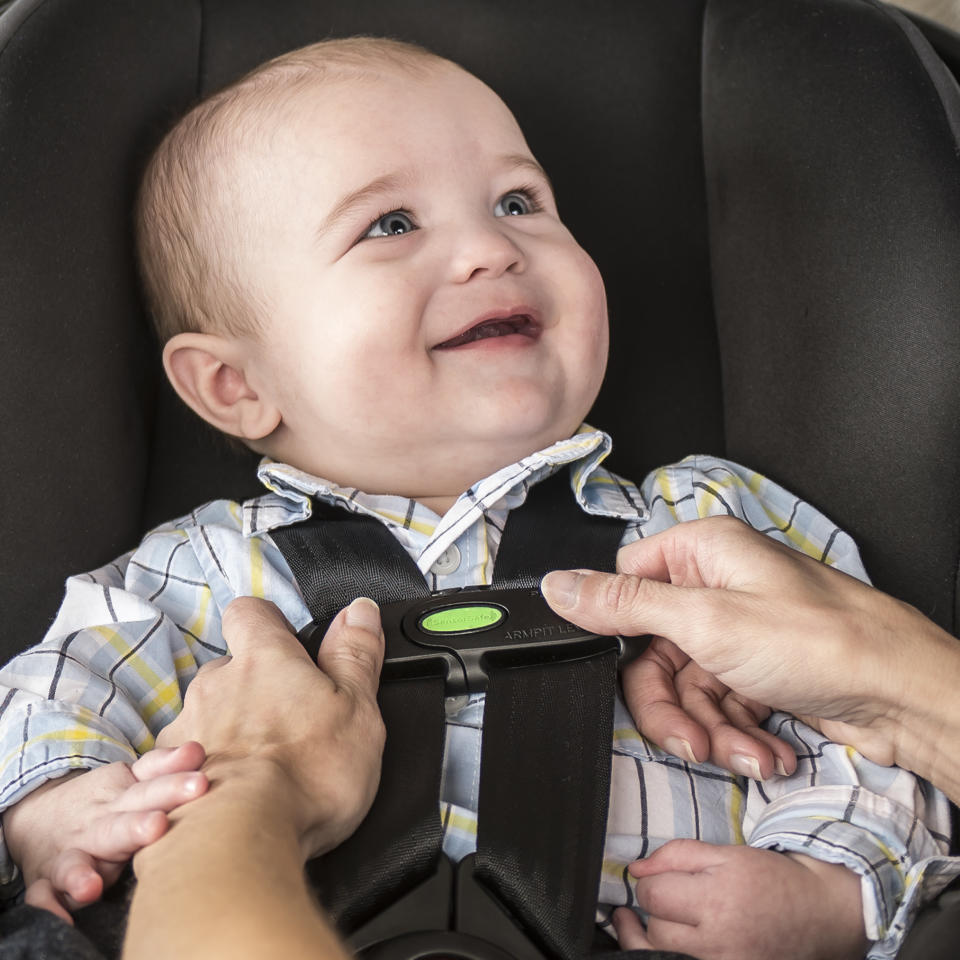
[432,308,542,349]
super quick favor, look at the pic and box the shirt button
[430,544,462,576]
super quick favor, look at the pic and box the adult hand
[541,516,960,795]
[127,598,384,960]
[155,595,386,859]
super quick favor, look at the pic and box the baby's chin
[466,377,597,439]
[259,389,596,498]
[425,419,590,485]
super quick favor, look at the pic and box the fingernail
[541,570,583,610]
[345,597,380,633]
[774,758,788,777]
[663,737,698,764]
[183,773,205,796]
[731,754,763,780]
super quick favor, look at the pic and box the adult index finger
[540,568,713,641]
[616,515,763,584]
[221,596,308,661]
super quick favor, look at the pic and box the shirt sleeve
[0,497,315,891]
[637,454,869,580]
[637,456,960,956]
[744,714,956,958]
[0,521,227,887]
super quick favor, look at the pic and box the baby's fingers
[131,742,205,781]
[611,907,653,950]
[43,848,104,910]
[114,770,207,817]
[718,693,797,777]
[83,809,170,863]
[675,673,780,780]
[630,838,727,878]
[622,640,709,765]
[632,870,702,926]
[24,877,74,924]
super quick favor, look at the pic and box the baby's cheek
[571,249,609,355]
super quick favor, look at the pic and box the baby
[0,37,954,960]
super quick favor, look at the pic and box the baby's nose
[448,222,526,283]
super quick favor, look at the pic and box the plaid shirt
[0,428,955,956]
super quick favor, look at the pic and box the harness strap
[272,469,627,958]
[270,505,429,625]
[488,473,625,588]
[472,650,618,958]
[302,675,445,930]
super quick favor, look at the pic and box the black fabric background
[705,0,960,630]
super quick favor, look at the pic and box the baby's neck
[415,493,458,518]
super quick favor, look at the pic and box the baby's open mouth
[434,314,541,349]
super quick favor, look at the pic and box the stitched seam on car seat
[864,0,960,153]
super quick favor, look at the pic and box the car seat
[1,0,959,956]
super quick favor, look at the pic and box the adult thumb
[316,597,385,700]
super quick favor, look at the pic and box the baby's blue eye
[365,211,416,238]
[494,192,534,217]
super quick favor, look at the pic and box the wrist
[135,759,303,879]
[127,760,349,960]
[785,852,869,957]
[204,756,323,859]
[882,599,960,801]
[2,770,86,872]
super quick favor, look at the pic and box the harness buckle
[300,587,649,696]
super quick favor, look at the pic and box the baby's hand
[3,743,207,923]
[621,635,798,780]
[613,839,868,960]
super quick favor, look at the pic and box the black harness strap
[472,650,618,958]
[489,473,623,588]
[272,504,430,624]
[308,672,448,930]
[272,469,627,958]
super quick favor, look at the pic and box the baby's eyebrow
[499,154,553,191]
[316,172,411,242]
[316,156,554,243]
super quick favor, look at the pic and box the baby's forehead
[232,64,506,169]
[256,57,498,128]
[200,56,527,236]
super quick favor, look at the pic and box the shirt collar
[242,426,646,539]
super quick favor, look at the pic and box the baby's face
[236,62,608,506]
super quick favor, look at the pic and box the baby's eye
[494,191,538,217]
[364,210,417,239]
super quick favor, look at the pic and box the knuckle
[367,710,387,753]
[223,596,282,632]
[640,880,668,916]
[186,656,229,697]
[603,572,645,615]
[223,595,260,620]
[702,514,746,536]
[330,640,380,681]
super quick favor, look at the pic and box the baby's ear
[162,333,281,441]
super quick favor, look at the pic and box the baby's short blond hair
[136,37,446,342]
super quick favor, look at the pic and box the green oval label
[420,605,505,634]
